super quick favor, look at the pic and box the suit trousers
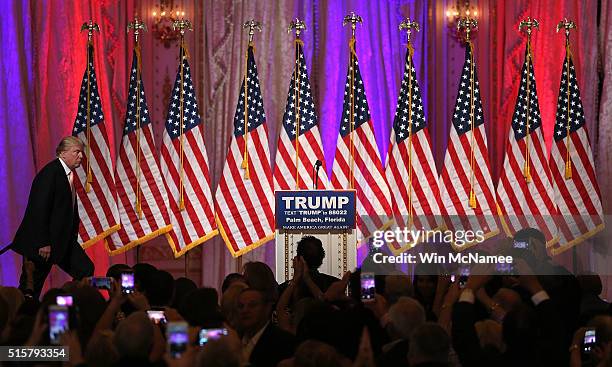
[19,241,94,300]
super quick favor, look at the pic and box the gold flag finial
[127,16,147,44]
[172,19,193,37]
[243,19,262,44]
[288,18,306,38]
[519,17,539,37]
[343,12,363,38]
[457,17,478,42]
[80,20,100,42]
[399,18,420,44]
[556,18,576,39]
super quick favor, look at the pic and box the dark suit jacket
[12,158,78,263]
[249,323,296,367]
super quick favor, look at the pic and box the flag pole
[343,12,363,190]
[399,18,420,225]
[172,19,193,211]
[519,18,539,184]
[128,16,147,219]
[557,18,577,180]
[241,20,262,180]
[457,18,478,209]
[79,20,100,193]
[288,19,306,189]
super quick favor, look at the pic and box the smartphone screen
[147,310,167,325]
[91,277,112,290]
[167,322,189,358]
[48,305,70,345]
[121,271,135,294]
[198,328,228,346]
[583,329,597,353]
[56,295,73,307]
[513,240,529,249]
[360,272,376,302]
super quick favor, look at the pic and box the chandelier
[151,0,186,48]
[446,0,479,42]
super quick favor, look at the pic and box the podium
[275,190,357,283]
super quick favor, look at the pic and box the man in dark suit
[237,288,296,366]
[12,136,94,299]
[278,236,340,302]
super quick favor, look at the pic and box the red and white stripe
[274,125,329,190]
[385,129,442,253]
[497,128,558,245]
[108,124,174,254]
[331,122,393,240]
[74,124,121,248]
[160,124,217,257]
[549,129,604,254]
[439,124,499,249]
[215,124,275,256]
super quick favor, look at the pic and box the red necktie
[68,171,75,205]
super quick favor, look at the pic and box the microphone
[313,160,322,189]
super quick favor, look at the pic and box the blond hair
[56,136,84,156]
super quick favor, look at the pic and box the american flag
[108,49,174,255]
[385,46,443,254]
[274,40,329,190]
[331,42,393,240]
[72,43,120,249]
[549,47,604,254]
[439,42,499,249]
[160,43,217,257]
[215,44,275,257]
[496,46,558,245]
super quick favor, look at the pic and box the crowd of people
[1,233,611,367]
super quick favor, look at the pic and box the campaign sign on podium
[275,190,357,283]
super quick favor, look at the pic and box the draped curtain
[0,0,610,295]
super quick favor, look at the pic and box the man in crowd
[11,136,94,299]
[237,288,296,366]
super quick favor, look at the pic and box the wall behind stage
[1,0,611,294]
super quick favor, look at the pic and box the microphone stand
[313,160,322,189]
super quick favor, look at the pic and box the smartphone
[120,271,135,294]
[56,295,73,307]
[167,322,189,359]
[583,328,597,353]
[147,309,167,325]
[91,276,112,290]
[513,240,529,249]
[48,305,70,345]
[360,272,376,302]
[450,275,456,283]
[198,328,228,346]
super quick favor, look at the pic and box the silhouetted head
[297,236,325,270]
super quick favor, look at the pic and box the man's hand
[38,246,51,261]
[323,271,351,302]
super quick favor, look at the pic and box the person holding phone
[11,136,94,300]
[569,315,612,367]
